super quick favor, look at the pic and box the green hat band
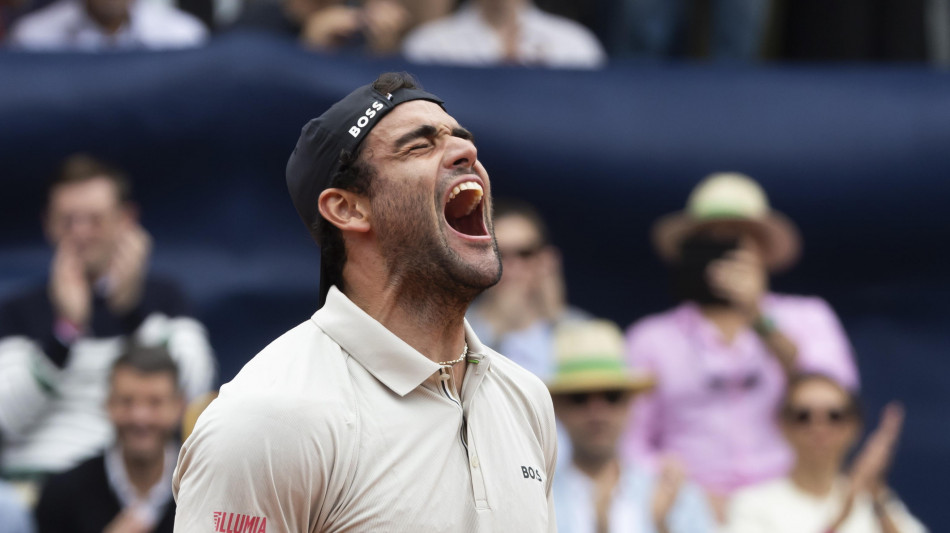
[556,356,626,376]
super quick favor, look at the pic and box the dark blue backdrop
[1,33,947,526]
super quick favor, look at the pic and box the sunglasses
[785,406,852,426]
[499,243,545,261]
[565,390,628,406]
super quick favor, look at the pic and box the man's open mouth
[444,180,488,237]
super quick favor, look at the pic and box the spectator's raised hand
[707,247,766,315]
[301,4,362,49]
[102,508,151,533]
[49,239,91,329]
[651,456,687,532]
[830,402,905,530]
[106,222,151,315]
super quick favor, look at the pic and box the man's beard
[371,183,501,320]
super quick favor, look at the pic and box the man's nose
[443,135,477,170]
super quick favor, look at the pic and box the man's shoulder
[221,318,355,405]
[764,292,839,322]
[626,304,690,338]
[10,0,79,43]
[135,2,208,44]
[41,453,107,496]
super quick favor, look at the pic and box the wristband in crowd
[752,314,778,336]
[53,317,84,346]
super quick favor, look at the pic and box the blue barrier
[1,33,947,526]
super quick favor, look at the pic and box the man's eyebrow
[453,127,474,142]
[393,125,475,150]
[393,125,438,150]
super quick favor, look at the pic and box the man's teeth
[449,181,483,200]
[448,182,484,215]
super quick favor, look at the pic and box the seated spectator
[402,0,607,68]
[467,198,588,380]
[616,0,770,60]
[0,154,215,478]
[8,0,207,50]
[550,319,717,533]
[726,373,927,533]
[34,344,184,533]
[234,0,449,55]
[624,172,858,515]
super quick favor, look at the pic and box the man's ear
[318,188,371,235]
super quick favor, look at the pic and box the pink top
[622,294,858,495]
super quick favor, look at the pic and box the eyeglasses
[498,243,545,261]
[784,406,853,426]
[565,390,628,406]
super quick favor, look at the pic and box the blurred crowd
[1,0,948,64]
[0,1,938,530]
[0,152,930,532]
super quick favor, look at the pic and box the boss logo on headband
[348,100,385,138]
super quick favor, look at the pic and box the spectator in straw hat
[550,319,717,533]
[622,172,859,518]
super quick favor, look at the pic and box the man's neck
[344,279,472,388]
[572,453,619,482]
[123,450,166,498]
[476,0,527,30]
[699,305,750,344]
[789,460,839,498]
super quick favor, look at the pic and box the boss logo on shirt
[521,465,543,482]
[212,511,267,533]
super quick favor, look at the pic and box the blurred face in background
[45,176,133,278]
[107,366,184,464]
[84,0,133,27]
[781,378,860,470]
[555,389,633,464]
[691,220,767,265]
[491,213,552,292]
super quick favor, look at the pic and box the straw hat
[547,320,654,395]
[652,172,802,272]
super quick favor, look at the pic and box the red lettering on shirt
[212,511,267,533]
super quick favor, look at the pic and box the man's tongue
[445,183,484,235]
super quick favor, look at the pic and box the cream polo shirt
[173,286,558,533]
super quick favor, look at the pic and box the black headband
[286,82,444,240]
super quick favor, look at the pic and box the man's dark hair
[492,198,550,246]
[111,343,180,389]
[315,72,421,294]
[48,153,132,205]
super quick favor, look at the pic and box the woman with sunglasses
[725,374,927,533]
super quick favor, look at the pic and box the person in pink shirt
[623,172,859,520]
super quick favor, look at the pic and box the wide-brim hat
[652,172,802,272]
[547,320,654,395]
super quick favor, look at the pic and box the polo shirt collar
[312,286,491,397]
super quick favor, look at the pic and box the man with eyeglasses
[622,173,859,518]
[725,373,927,533]
[550,319,717,533]
[467,198,588,379]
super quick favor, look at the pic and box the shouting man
[173,72,558,532]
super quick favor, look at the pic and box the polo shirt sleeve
[783,297,859,390]
[173,393,351,533]
[540,384,558,532]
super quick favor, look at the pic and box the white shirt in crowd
[174,285,558,532]
[726,477,927,533]
[9,0,207,51]
[403,2,606,69]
